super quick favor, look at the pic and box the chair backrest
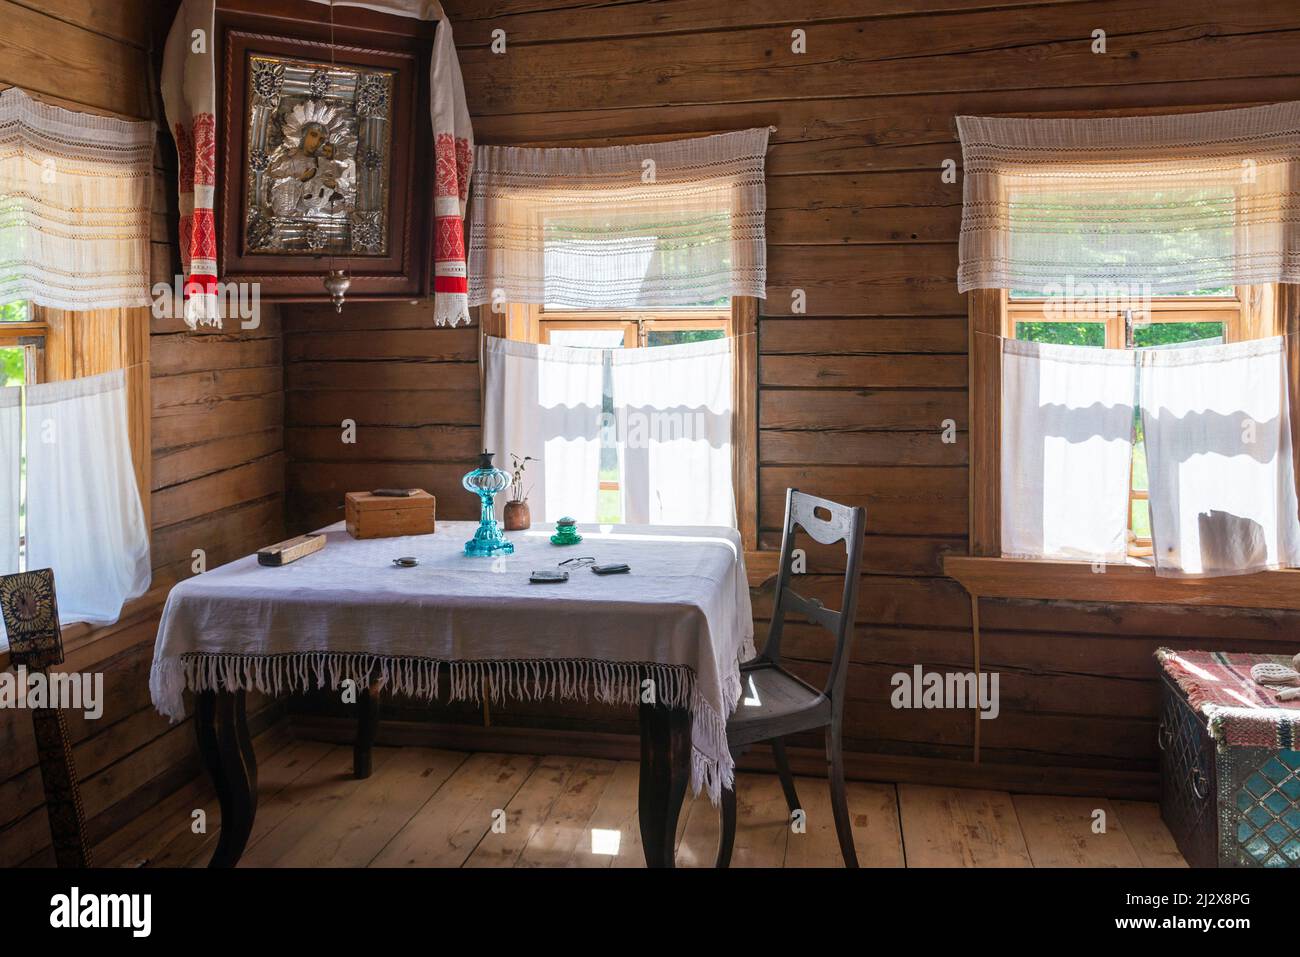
[760,489,866,707]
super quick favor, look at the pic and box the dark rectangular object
[1159,672,1300,867]
[529,570,569,584]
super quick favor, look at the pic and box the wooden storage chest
[1158,648,1300,868]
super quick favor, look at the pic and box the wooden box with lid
[344,489,436,539]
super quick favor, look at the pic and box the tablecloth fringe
[150,651,741,803]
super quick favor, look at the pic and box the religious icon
[242,54,393,257]
[267,101,356,219]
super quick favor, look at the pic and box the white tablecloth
[150,521,754,802]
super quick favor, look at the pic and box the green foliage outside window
[0,348,21,387]
[1,301,29,386]
[1015,321,1223,348]
[1014,322,1106,347]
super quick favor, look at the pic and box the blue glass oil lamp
[463,451,515,557]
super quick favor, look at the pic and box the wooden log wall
[283,301,480,533]
[286,0,1300,798]
[0,0,285,865]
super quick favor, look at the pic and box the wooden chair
[717,488,865,868]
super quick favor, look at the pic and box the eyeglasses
[559,556,596,568]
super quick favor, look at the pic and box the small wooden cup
[503,500,531,531]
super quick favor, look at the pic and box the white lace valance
[468,128,769,309]
[0,88,155,310]
[956,102,1300,294]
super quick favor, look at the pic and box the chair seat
[726,662,830,748]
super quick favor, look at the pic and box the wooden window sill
[0,581,169,672]
[944,555,1300,611]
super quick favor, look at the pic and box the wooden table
[160,522,752,869]
[194,682,693,868]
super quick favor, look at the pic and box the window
[948,103,1300,603]
[0,90,156,643]
[533,307,729,524]
[955,281,1300,605]
[482,298,757,544]
[1,301,42,387]
[1006,287,1260,559]
[0,303,152,634]
[468,130,769,549]
[952,100,1300,580]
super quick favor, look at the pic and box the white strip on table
[150,521,754,802]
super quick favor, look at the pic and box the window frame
[536,309,732,349]
[0,315,49,386]
[478,296,759,554]
[1006,289,1251,555]
[946,284,1300,608]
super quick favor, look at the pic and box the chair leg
[771,738,800,814]
[826,724,858,868]
[715,784,737,868]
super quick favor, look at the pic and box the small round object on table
[392,556,419,567]
[550,517,583,546]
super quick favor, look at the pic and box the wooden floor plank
[674,787,721,868]
[677,772,793,868]
[370,752,539,867]
[786,779,844,867]
[236,745,385,867]
[784,777,903,867]
[98,774,216,868]
[569,759,643,868]
[846,781,906,867]
[115,730,326,868]
[464,754,579,868]
[1013,795,1144,868]
[516,757,619,867]
[898,784,1032,867]
[1110,800,1187,868]
[268,746,467,868]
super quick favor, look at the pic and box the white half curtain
[0,88,155,310]
[611,339,734,527]
[956,102,1300,294]
[482,337,605,524]
[1140,337,1300,577]
[0,386,18,576]
[25,369,150,625]
[468,129,769,309]
[1001,339,1135,562]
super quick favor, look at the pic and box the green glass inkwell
[550,516,582,546]
[462,450,514,557]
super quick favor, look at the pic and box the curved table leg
[638,694,691,868]
[195,689,258,868]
